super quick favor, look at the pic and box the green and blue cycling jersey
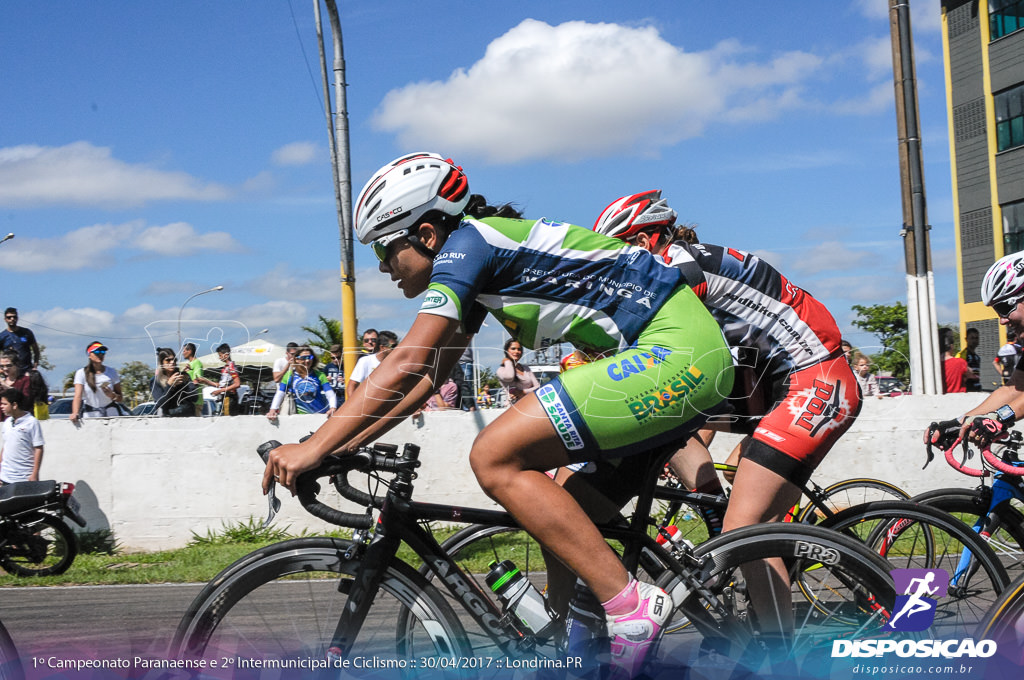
[272,369,337,415]
[420,217,733,458]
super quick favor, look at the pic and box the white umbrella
[195,339,286,381]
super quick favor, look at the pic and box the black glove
[928,419,964,451]
[969,414,1010,445]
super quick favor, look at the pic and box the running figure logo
[887,569,949,632]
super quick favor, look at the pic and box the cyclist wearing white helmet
[927,252,1024,449]
[263,153,734,678]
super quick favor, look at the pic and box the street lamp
[0,233,13,245]
[177,286,224,351]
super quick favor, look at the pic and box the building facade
[943,0,1024,388]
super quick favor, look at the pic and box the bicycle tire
[798,478,909,524]
[173,537,472,675]
[974,571,1024,667]
[0,620,23,680]
[0,514,77,577]
[817,501,1010,637]
[654,523,896,676]
[915,487,1024,580]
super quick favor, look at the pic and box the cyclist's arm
[264,313,464,491]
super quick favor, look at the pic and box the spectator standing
[152,348,198,417]
[360,329,378,355]
[840,339,854,366]
[267,346,338,420]
[453,346,476,411]
[0,352,31,422]
[27,370,48,421]
[181,342,205,416]
[957,327,982,392]
[347,330,397,397]
[0,308,40,372]
[995,329,1021,386]
[212,343,241,415]
[940,328,974,394]
[0,388,44,484]
[497,339,539,404]
[273,342,299,383]
[70,342,123,422]
[852,352,880,398]
[323,344,346,405]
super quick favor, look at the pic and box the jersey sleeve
[420,225,494,334]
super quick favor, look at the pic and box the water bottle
[485,560,554,636]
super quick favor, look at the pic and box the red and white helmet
[982,251,1024,309]
[592,190,677,241]
[354,152,470,245]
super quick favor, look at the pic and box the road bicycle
[916,430,1024,584]
[173,440,899,677]
[438,483,1005,646]
[0,619,23,680]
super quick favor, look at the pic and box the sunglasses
[371,229,409,262]
[296,355,315,361]
[993,296,1023,319]
[4,316,15,320]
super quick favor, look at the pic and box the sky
[0,0,957,385]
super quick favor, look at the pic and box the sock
[694,481,725,535]
[601,577,639,616]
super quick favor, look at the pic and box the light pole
[0,233,13,245]
[177,286,223,352]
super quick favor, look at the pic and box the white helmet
[593,190,677,240]
[982,252,1024,313]
[354,152,470,245]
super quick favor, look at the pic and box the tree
[303,315,343,359]
[850,302,910,380]
[35,344,55,372]
[477,366,501,390]
[118,360,154,407]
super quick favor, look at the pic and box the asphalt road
[1,583,204,660]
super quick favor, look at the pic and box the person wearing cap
[70,342,123,422]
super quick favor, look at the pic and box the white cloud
[0,221,243,272]
[0,142,231,208]
[134,222,244,256]
[788,241,876,275]
[249,265,340,302]
[373,19,823,163]
[272,142,320,166]
[852,0,941,33]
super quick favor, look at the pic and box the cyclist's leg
[722,354,861,639]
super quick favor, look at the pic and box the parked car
[878,376,909,397]
[48,397,132,418]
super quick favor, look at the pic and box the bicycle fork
[952,482,1016,594]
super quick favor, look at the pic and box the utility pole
[314,0,359,384]
[890,0,940,394]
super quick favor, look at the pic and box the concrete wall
[35,393,989,551]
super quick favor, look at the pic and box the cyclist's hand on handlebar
[967,414,1010,445]
[925,418,965,450]
[262,442,328,495]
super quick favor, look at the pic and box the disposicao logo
[888,568,948,632]
[831,568,998,659]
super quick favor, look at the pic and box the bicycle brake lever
[263,481,282,528]
[923,442,934,470]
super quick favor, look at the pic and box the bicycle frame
[324,446,726,658]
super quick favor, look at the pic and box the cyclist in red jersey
[585,191,861,646]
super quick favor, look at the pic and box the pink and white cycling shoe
[604,581,671,679]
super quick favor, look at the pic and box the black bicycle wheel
[173,537,472,677]
[654,523,896,678]
[0,621,23,680]
[0,514,77,577]
[915,487,1024,581]
[798,478,909,524]
[975,571,1024,669]
[818,501,1009,638]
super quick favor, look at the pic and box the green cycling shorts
[535,285,733,460]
